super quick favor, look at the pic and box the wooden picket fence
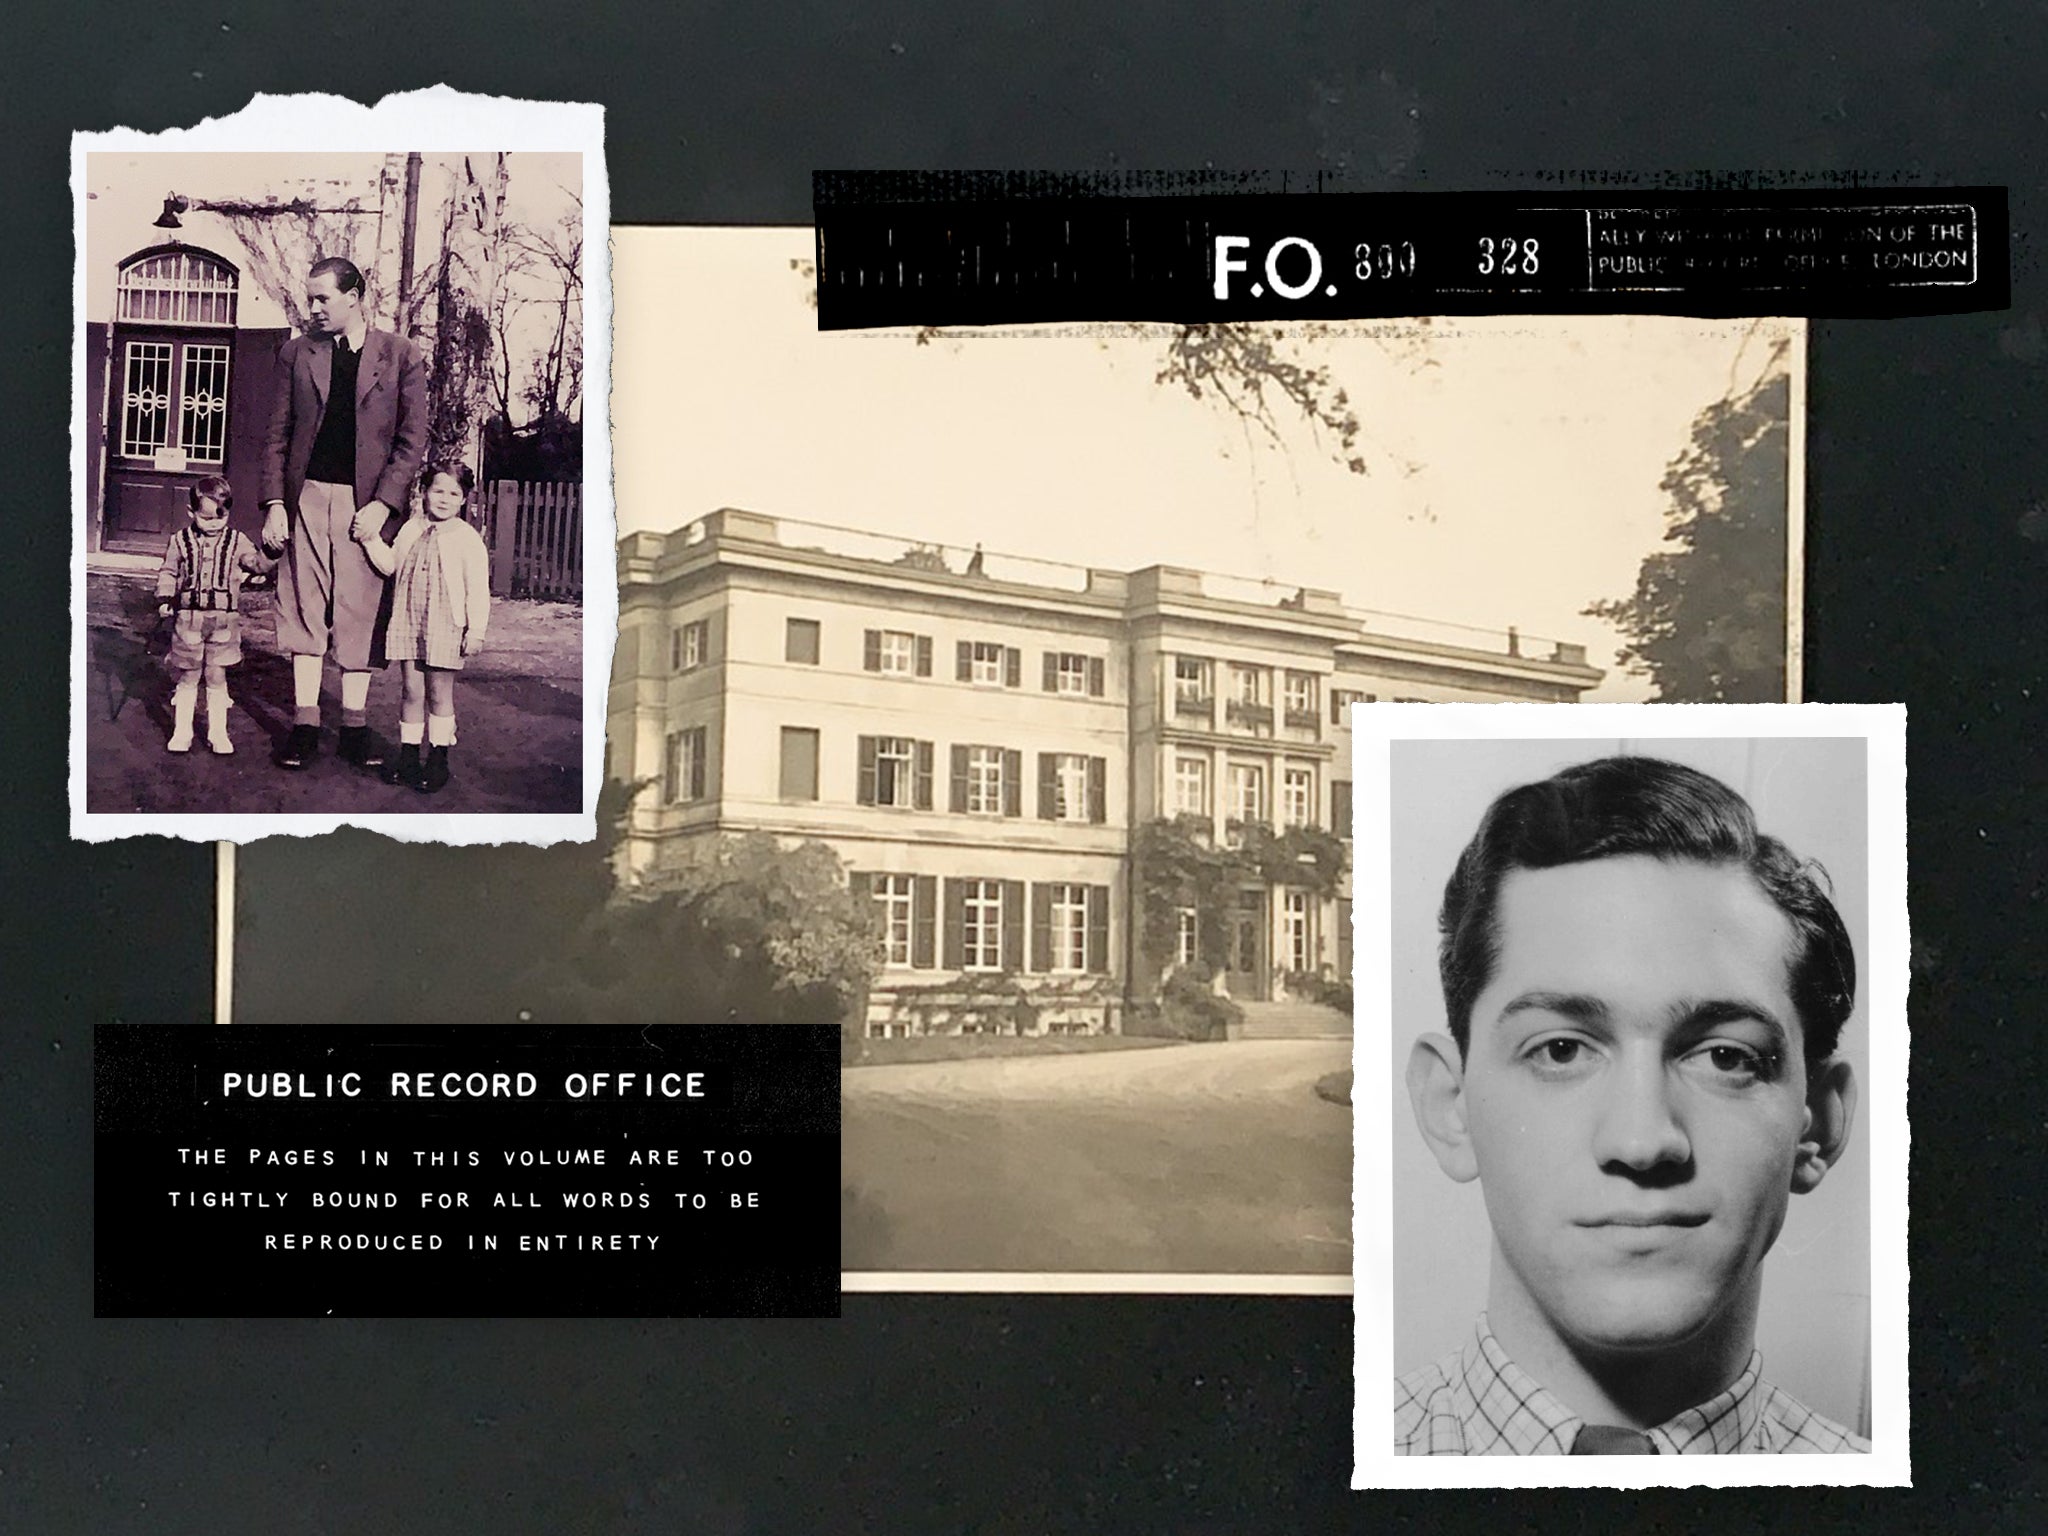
[483,479,583,600]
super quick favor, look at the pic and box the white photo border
[70,87,614,846]
[1350,702,1909,1489]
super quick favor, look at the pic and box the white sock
[427,712,456,747]
[169,677,198,749]
[292,654,322,717]
[205,685,234,751]
[340,670,371,713]
[400,719,424,745]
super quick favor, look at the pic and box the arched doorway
[101,245,240,552]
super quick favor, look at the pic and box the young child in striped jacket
[357,461,492,793]
[155,474,279,754]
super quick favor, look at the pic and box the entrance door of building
[1224,889,1268,1001]
[102,248,241,554]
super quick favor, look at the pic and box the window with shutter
[1002,748,1023,818]
[963,746,1004,815]
[1087,757,1107,824]
[779,727,819,801]
[949,744,970,812]
[961,880,1002,971]
[1030,883,1054,972]
[1086,885,1109,974]
[914,740,935,809]
[1001,880,1025,972]
[912,876,938,969]
[857,735,879,805]
[786,618,821,665]
[1047,884,1088,973]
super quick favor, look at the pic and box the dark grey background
[8,2,2043,1529]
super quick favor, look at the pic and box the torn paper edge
[69,86,614,847]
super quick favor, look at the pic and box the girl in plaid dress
[358,462,491,793]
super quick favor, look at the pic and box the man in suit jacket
[259,256,428,770]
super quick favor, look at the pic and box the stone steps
[1234,1000,1354,1039]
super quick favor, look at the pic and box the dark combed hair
[1438,755,1856,1066]
[308,256,366,296]
[189,473,233,511]
[420,460,476,498]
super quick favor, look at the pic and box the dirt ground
[83,568,585,815]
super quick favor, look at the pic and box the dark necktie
[1571,1424,1658,1454]
[335,336,353,357]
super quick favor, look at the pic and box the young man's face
[1458,854,1816,1357]
[305,272,362,336]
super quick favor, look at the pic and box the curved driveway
[842,1040,1352,1275]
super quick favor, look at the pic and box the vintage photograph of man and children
[78,150,589,816]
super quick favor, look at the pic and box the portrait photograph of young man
[1354,712,1907,1488]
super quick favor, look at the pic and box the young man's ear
[1407,1032,1480,1183]
[1791,1057,1857,1194]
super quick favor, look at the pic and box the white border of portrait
[70,87,614,846]
[1350,702,1909,1489]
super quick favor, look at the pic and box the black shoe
[418,745,451,794]
[338,724,386,769]
[382,742,424,790]
[275,723,320,770]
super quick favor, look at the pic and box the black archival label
[812,178,2007,326]
[94,1024,840,1318]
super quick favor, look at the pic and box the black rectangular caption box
[95,1025,840,1318]
[813,177,2008,325]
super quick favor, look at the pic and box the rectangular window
[672,619,708,672]
[966,640,1007,686]
[1175,907,1199,967]
[1282,766,1315,828]
[1174,754,1210,818]
[785,618,821,665]
[779,727,819,801]
[120,340,174,458]
[1054,754,1089,822]
[966,745,1004,814]
[1283,890,1312,974]
[873,736,916,809]
[1331,779,1353,838]
[1283,671,1319,726]
[663,726,707,804]
[1049,884,1090,973]
[1329,688,1377,725]
[179,343,232,464]
[1054,653,1091,695]
[1231,665,1264,706]
[875,874,916,967]
[1174,656,1210,701]
[963,880,1004,971]
[1228,762,1266,826]
[877,630,917,675]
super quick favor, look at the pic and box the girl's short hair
[420,461,476,498]
[189,474,234,511]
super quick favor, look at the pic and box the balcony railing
[1282,706,1321,733]
[1173,693,1214,721]
[1225,700,1273,730]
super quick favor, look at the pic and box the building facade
[612,510,1604,1035]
